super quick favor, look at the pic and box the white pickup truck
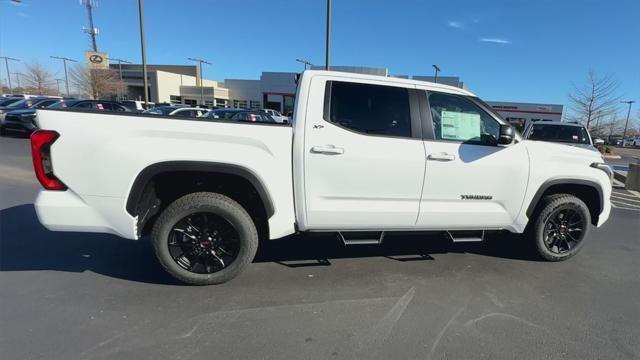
[32,70,612,285]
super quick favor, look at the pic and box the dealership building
[112,63,562,123]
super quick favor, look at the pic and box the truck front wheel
[151,192,258,285]
[530,194,591,261]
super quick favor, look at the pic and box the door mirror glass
[498,124,514,145]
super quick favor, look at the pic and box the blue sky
[0,0,638,112]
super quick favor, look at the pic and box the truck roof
[302,70,475,97]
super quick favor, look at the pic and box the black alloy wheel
[168,212,240,274]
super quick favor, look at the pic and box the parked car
[143,106,207,118]
[47,99,131,112]
[0,97,64,135]
[261,108,289,123]
[0,96,23,107]
[623,136,640,147]
[522,121,598,151]
[204,108,276,122]
[31,70,612,285]
[120,100,155,112]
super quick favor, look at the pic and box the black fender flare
[525,178,603,218]
[125,161,275,218]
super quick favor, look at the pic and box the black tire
[530,194,591,261]
[151,192,258,285]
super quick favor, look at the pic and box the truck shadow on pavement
[0,204,540,285]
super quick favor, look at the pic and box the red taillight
[30,130,66,191]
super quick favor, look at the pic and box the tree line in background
[0,60,125,100]
[567,69,639,139]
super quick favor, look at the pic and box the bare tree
[567,69,620,129]
[69,65,126,99]
[23,61,55,95]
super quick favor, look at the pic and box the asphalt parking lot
[1,135,639,360]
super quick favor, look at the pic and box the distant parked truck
[623,136,640,147]
[31,70,612,285]
[261,108,289,123]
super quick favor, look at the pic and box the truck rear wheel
[151,192,258,285]
[530,194,591,261]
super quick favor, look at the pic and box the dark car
[0,97,23,107]
[0,97,62,135]
[1,99,129,136]
[203,108,276,123]
[47,99,131,112]
[522,121,597,151]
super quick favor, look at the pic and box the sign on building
[85,51,109,70]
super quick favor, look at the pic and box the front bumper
[2,114,37,132]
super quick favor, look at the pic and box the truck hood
[522,139,604,165]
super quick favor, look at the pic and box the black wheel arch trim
[525,178,603,218]
[126,161,275,219]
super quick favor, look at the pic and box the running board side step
[446,230,485,242]
[338,231,385,245]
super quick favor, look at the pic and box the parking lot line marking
[611,204,640,211]
[611,200,640,208]
[629,190,640,198]
[611,194,640,203]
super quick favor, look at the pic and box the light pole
[295,58,313,70]
[0,56,20,93]
[432,64,440,83]
[138,0,149,107]
[188,57,211,106]
[50,56,77,97]
[325,0,331,70]
[55,79,65,97]
[621,100,636,145]
[107,57,131,80]
[10,72,22,90]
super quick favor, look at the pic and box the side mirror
[498,124,514,145]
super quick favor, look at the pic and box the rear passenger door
[303,78,426,229]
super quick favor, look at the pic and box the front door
[303,79,426,229]
[417,91,529,229]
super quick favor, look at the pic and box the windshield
[47,101,71,108]
[6,98,34,108]
[528,124,591,145]
[143,107,174,115]
[0,98,22,106]
[205,110,238,119]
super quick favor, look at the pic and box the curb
[602,154,622,159]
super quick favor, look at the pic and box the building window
[170,95,182,104]
[184,99,197,106]
[215,98,228,108]
[233,100,248,109]
[205,100,214,107]
[250,100,261,110]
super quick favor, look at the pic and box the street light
[50,56,77,97]
[138,0,149,107]
[188,57,211,106]
[0,56,20,93]
[55,79,65,97]
[325,0,331,70]
[10,72,22,90]
[107,57,131,80]
[432,64,441,83]
[621,100,636,145]
[295,58,313,70]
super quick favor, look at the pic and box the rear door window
[325,81,412,137]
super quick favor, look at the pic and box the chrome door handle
[311,145,344,155]
[427,153,456,161]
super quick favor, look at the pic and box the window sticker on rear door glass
[440,110,481,141]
